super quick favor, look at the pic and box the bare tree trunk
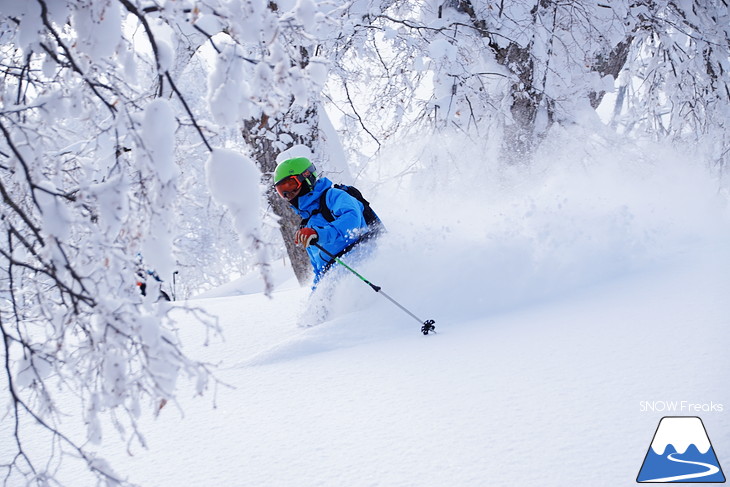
[588,39,633,109]
[242,105,319,286]
[450,0,544,163]
[491,42,543,164]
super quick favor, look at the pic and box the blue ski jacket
[292,177,370,284]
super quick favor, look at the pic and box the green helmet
[274,157,317,184]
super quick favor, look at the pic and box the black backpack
[318,184,381,228]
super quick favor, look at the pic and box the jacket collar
[293,177,332,218]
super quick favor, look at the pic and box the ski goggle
[275,175,303,200]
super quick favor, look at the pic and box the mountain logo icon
[637,416,725,483]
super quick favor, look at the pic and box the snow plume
[347,127,730,324]
[205,148,273,295]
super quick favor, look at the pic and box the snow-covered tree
[0,0,335,484]
[615,1,730,173]
[324,0,729,169]
[236,3,350,285]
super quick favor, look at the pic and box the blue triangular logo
[638,416,725,483]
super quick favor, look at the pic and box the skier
[273,156,383,288]
[135,253,171,301]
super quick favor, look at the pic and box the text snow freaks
[640,401,724,413]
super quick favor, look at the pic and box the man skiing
[273,156,382,287]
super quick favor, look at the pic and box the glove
[294,228,318,247]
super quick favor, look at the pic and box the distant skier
[135,253,171,301]
[273,156,383,288]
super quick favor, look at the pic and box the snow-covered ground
[6,140,729,486]
[92,145,729,487]
[95,239,729,487]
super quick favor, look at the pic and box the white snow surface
[15,144,730,486]
[102,243,729,487]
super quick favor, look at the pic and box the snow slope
[86,145,730,487]
[95,240,729,487]
[10,139,730,486]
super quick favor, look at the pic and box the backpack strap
[317,184,382,227]
[318,187,334,222]
[305,184,383,231]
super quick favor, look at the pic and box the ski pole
[311,242,436,335]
